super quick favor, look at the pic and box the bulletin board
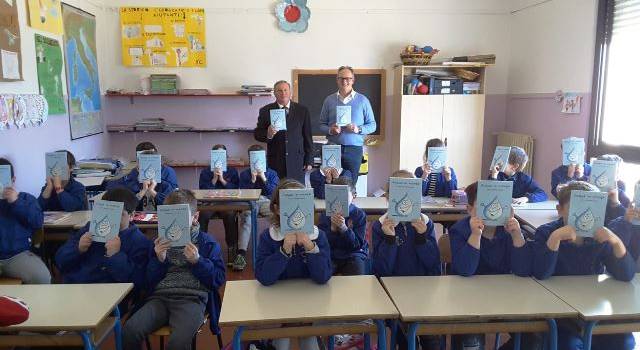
[120,7,206,67]
[0,0,22,81]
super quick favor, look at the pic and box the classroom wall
[0,0,109,196]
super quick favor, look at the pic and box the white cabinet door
[442,94,485,187]
[399,95,444,172]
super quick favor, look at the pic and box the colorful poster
[62,4,103,139]
[35,34,65,115]
[120,7,206,67]
[0,0,22,81]
[27,0,63,35]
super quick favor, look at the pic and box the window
[589,0,640,164]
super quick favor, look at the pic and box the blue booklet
[279,188,314,236]
[490,146,511,172]
[388,177,422,222]
[270,109,287,131]
[45,151,69,180]
[90,200,124,243]
[322,145,342,169]
[210,149,227,172]
[325,184,350,217]
[427,147,447,173]
[0,164,11,199]
[633,182,640,226]
[562,137,585,166]
[249,150,267,173]
[589,159,618,191]
[158,203,192,247]
[568,190,607,237]
[336,105,352,127]
[138,154,162,183]
[476,180,513,226]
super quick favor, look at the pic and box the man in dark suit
[254,80,314,183]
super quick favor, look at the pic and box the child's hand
[608,188,620,206]
[212,171,220,184]
[251,171,257,183]
[105,235,121,257]
[555,225,577,242]
[142,180,150,191]
[296,233,315,251]
[411,218,428,234]
[258,171,267,182]
[469,216,484,236]
[325,169,333,183]
[183,242,200,264]
[443,166,452,182]
[381,217,397,236]
[575,164,584,178]
[505,217,522,237]
[52,176,62,190]
[154,238,171,262]
[3,187,18,203]
[330,213,347,232]
[147,180,158,198]
[78,232,93,253]
[45,176,53,189]
[490,166,499,179]
[282,233,297,254]
[625,204,640,224]
[594,227,627,258]
[567,164,576,178]
[331,168,340,180]
[421,163,431,178]
[512,197,529,205]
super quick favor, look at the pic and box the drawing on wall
[27,0,63,35]
[0,0,22,81]
[275,0,310,33]
[35,34,65,115]
[561,93,582,114]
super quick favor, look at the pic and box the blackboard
[292,69,385,140]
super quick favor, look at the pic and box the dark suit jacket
[254,101,313,183]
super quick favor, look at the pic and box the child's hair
[212,144,227,151]
[248,144,264,154]
[508,146,528,171]
[557,181,599,206]
[385,170,415,192]
[598,154,623,164]
[424,138,445,159]
[464,182,479,206]
[333,176,356,194]
[136,142,157,153]
[0,157,14,178]
[164,189,198,213]
[270,179,305,226]
[57,150,76,168]
[140,149,157,155]
[102,187,139,213]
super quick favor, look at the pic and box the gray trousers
[123,294,206,350]
[0,251,51,284]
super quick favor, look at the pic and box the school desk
[381,275,578,350]
[75,176,106,188]
[513,200,558,211]
[0,283,131,350]
[536,274,640,350]
[514,209,559,232]
[219,275,398,350]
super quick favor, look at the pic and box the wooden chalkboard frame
[292,69,386,145]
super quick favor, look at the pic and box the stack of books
[106,124,135,132]
[163,123,194,132]
[135,118,166,131]
[238,85,273,96]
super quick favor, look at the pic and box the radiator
[496,132,535,175]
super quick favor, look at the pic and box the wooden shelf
[167,159,248,168]
[105,93,272,105]
[107,127,254,134]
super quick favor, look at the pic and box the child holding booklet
[255,179,331,350]
[38,150,87,212]
[310,145,353,199]
[533,181,635,350]
[414,138,458,197]
[489,146,547,204]
[317,176,367,275]
[123,189,226,350]
[550,139,591,199]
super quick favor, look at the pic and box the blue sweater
[309,168,353,199]
[239,168,279,199]
[255,227,332,286]
[492,172,548,203]
[0,193,43,259]
[449,217,532,277]
[372,215,441,277]
[319,92,377,146]
[414,166,458,198]
[532,218,635,281]
[609,217,640,262]
[550,163,591,199]
[317,204,368,261]
[199,168,239,190]
[146,231,226,333]
[38,178,87,212]
[55,223,152,291]
[106,166,178,210]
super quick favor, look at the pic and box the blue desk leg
[389,320,398,350]
[547,319,558,350]
[582,320,598,350]
[113,306,123,350]
[513,332,521,350]
[374,319,387,350]
[364,333,371,350]
[233,326,246,350]
[406,323,418,350]
[80,331,95,350]
[327,335,335,350]
[250,201,258,268]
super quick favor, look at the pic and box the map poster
[0,0,22,81]
[62,3,103,139]
[27,0,63,35]
[35,34,65,115]
[120,7,206,67]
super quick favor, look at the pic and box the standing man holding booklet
[254,80,314,183]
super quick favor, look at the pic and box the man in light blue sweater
[319,66,377,184]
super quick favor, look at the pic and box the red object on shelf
[284,4,301,22]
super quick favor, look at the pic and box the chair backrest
[438,234,452,265]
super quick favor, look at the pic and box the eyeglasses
[337,77,354,81]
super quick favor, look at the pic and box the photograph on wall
[0,0,23,81]
[35,34,65,115]
[27,0,63,35]
[62,3,103,139]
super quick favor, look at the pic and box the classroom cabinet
[391,65,486,188]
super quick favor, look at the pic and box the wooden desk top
[44,211,91,230]
[219,275,398,326]
[192,189,262,202]
[381,275,576,322]
[536,274,640,321]
[314,197,466,213]
[0,283,132,331]
[515,209,558,230]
